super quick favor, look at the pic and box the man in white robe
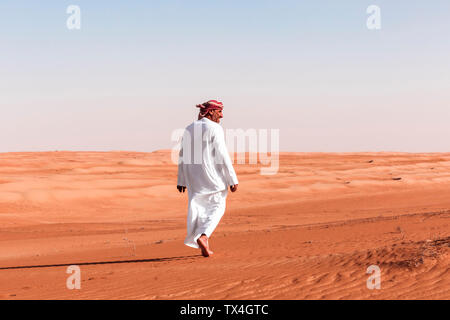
[177,100,238,257]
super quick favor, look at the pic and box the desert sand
[0,151,449,300]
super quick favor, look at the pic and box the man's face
[209,109,223,123]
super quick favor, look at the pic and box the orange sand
[0,151,448,299]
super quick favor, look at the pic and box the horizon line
[1,149,450,155]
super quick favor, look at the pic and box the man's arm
[213,126,239,190]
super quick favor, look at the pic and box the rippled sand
[0,151,449,299]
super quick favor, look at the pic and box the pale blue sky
[1,1,449,152]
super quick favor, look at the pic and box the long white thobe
[177,117,238,248]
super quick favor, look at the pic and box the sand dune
[0,151,449,299]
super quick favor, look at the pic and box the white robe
[177,117,238,248]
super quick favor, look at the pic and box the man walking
[177,100,238,257]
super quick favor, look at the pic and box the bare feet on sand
[197,235,214,257]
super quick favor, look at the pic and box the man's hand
[177,185,186,193]
[230,184,238,192]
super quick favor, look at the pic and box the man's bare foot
[197,235,214,257]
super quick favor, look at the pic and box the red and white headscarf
[196,100,223,117]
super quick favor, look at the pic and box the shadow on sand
[0,255,201,270]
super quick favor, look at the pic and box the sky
[1,0,449,152]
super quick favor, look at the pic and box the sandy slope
[0,151,448,299]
